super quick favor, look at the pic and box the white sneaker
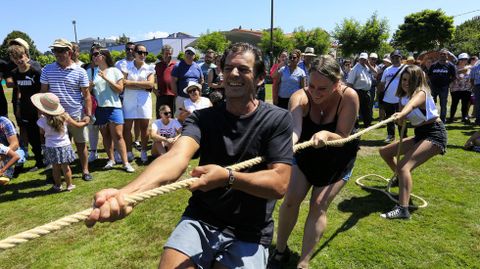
[127,152,135,162]
[103,160,116,169]
[88,151,98,163]
[124,163,135,173]
[114,151,122,164]
[384,135,394,143]
[140,150,148,163]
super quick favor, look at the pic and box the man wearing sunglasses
[87,42,293,269]
[40,38,93,181]
[115,42,135,74]
[171,47,203,116]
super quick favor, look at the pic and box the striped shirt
[471,64,480,86]
[40,62,89,118]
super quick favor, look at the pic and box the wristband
[226,168,235,189]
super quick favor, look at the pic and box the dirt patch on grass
[358,146,381,157]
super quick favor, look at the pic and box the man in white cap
[299,47,316,83]
[347,52,373,127]
[171,46,203,116]
[40,38,94,181]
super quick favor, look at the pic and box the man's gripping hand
[85,188,133,228]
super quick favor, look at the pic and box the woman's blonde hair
[309,55,342,83]
[47,113,68,133]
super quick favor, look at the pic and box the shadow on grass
[310,188,394,260]
[0,178,56,202]
[359,139,386,148]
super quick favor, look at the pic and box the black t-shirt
[181,101,293,246]
[428,62,456,88]
[12,64,42,120]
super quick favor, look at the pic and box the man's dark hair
[125,42,135,49]
[220,42,265,78]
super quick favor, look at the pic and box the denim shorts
[164,217,268,269]
[414,120,447,154]
[94,107,124,125]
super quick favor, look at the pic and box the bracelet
[226,168,235,189]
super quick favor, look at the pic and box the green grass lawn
[1,86,479,268]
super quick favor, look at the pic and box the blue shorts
[164,217,268,269]
[94,107,124,125]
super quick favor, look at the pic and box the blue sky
[1,0,479,53]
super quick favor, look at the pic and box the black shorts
[414,120,447,154]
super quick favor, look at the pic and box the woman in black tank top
[269,56,359,269]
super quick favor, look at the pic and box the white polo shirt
[347,63,372,91]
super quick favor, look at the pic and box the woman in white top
[379,65,447,220]
[178,81,212,122]
[150,105,182,157]
[89,47,134,172]
[122,44,155,163]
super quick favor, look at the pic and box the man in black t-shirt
[8,45,44,169]
[428,49,457,123]
[86,43,293,268]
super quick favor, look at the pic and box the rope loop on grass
[355,174,428,208]
[0,117,396,251]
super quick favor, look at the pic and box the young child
[0,143,20,185]
[150,105,182,157]
[31,93,88,192]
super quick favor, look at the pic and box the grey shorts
[67,116,88,144]
[164,217,268,269]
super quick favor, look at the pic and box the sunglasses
[136,50,148,56]
[92,52,102,58]
[185,51,195,55]
[51,48,69,54]
[126,48,134,52]
[187,89,198,94]
[162,112,172,116]
[289,56,298,60]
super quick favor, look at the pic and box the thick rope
[355,174,428,208]
[354,122,428,209]
[0,117,396,251]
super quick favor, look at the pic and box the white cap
[185,47,196,54]
[369,53,378,59]
[458,53,469,60]
[183,81,202,94]
[359,52,368,60]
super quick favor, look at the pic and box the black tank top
[295,87,359,187]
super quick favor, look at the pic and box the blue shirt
[278,66,306,98]
[471,64,480,86]
[40,62,89,118]
[171,61,203,98]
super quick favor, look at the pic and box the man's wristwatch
[226,168,235,189]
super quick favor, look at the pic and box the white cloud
[142,31,169,40]
[106,35,119,41]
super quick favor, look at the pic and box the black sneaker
[388,175,399,188]
[380,205,411,219]
[267,246,291,269]
[82,173,93,181]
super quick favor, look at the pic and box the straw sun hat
[30,93,65,116]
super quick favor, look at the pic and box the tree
[110,50,125,63]
[332,18,362,57]
[333,13,389,57]
[36,55,55,67]
[195,31,230,54]
[116,34,130,45]
[392,9,454,53]
[258,28,293,59]
[78,53,90,64]
[449,16,480,56]
[0,30,41,60]
[292,27,331,55]
[357,13,389,53]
